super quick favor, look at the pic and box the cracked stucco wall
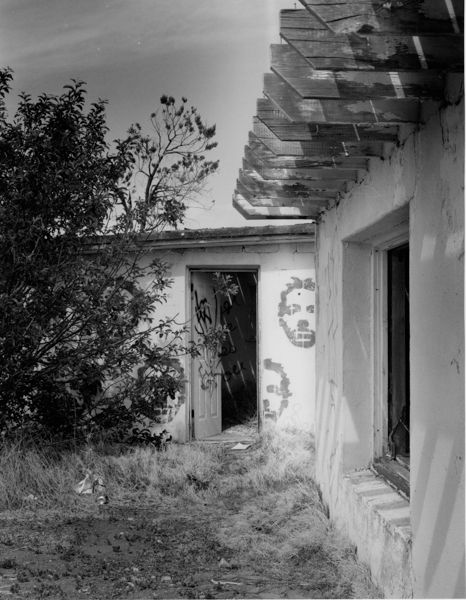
[315,75,464,598]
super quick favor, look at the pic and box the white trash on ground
[74,470,108,504]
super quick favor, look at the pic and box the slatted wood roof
[233,0,463,220]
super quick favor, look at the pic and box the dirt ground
[0,435,381,599]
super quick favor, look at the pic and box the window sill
[372,457,410,499]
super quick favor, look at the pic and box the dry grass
[0,438,225,510]
[0,428,380,598]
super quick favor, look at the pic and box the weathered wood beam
[281,30,464,71]
[257,115,399,143]
[280,9,326,32]
[271,44,445,100]
[296,1,463,34]
[257,99,399,142]
[252,122,386,157]
[247,134,370,170]
[244,150,361,182]
[236,180,330,209]
[233,192,318,220]
[241,164,346,193]
[264,73,421,124]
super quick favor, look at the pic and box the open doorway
[190,269,258,440]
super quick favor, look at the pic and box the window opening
[374,243,410,496]
[387,244,410,467]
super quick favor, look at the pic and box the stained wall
[315,76,464,598]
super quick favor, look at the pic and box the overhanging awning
[233,0,463,220]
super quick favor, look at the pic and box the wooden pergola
[233,0,464,220]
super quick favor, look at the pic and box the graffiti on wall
[193,288,222,393]
[263,358,292,421]
[278,277,315,348]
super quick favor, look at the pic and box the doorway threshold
[196,422,258,445]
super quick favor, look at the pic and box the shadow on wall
[411,422,465,597]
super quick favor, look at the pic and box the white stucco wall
[140,239,315,441]
[315,77,464,598]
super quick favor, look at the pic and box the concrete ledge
[333,469,412,598]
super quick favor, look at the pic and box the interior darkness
[387,244,410,463]
[218,271,257,430]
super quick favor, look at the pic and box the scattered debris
[160,575,172,583]
[75,471,108,504]
[211,579,242,586]
[22,494,38,503]
[187,474,209,490]
[230,442,250,451]
[218,558,230,569]
[92,476,108,505]
[74,471,93,495]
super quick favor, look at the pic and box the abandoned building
[142,2,464,598]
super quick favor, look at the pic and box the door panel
[191,271,221,439]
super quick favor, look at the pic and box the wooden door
[191,271,222,439]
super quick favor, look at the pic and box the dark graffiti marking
[223,361,247,383]
[278,277,315,348]
[198,361,219,392]
[263,358,292,421]
[193,288,221,393]
[194,290,214,336]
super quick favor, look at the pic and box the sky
[0,0,298,230]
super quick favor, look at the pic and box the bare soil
[0,439,381,599]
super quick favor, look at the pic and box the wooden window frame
[371,226,410,498]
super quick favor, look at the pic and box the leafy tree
[0,68,219,442]
[117,94,218,232]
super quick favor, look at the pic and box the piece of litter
[211,579,242,586]
[23,494,38,502]
[74,472,93,495]
[218,558,230,568]
[231,443,250,450]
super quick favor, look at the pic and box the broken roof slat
[244,161,359,185]
[257,101,399,142]
[271,44,445,100]
[233,194,319,220]
[264,73,421,124]
[246,136,369,170]
[232,4,463,220]
[280,8,326,31]
[241,165,346,193]
[296,1,463,34]
[253,120,387,158]
[238,173,339,202]
[236,181,325,209]
[282,33,464,71]
[257,118,399,143]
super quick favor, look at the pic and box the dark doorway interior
[387,244,410,466]
[217,271,257,430]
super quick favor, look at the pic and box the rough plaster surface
[315,81,464,598]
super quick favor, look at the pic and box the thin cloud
[0,0,281,77]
